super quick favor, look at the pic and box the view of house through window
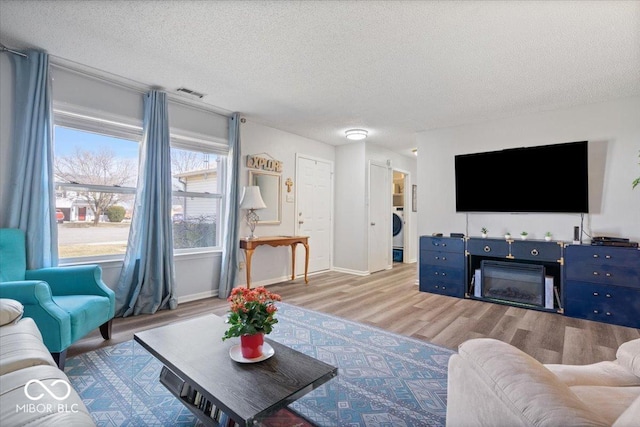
[54,126,138,258]
[54,125,223,260]
[170,147,222,250]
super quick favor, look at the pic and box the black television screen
[455,141,589,213]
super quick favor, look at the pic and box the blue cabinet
[564,245,640,329]
[419,236,466,298]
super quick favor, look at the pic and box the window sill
[58,248,222,267]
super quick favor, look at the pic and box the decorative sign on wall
[246,154,283,173]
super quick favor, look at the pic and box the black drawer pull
[435,256,439,260]
[531,249,539,256]
[434,243,439,246]
[605,255,611,259]
[606,312,611,316]
[442,243,447,247]
[593,254,599,258]
[442,286,446,290]
[593,310,599,314]
[441,272,446,276]
[593,271,599,276]
[434,272,439,275]
[593,292,599,296]
[605,273,612,278]
[483,245,491,252]
[606,294,611,298]
[435,285,439,289]
[442,256,447,261]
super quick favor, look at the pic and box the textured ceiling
[1,1,639,156]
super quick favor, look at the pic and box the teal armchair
[0,228,115,368]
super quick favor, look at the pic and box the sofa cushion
[545,361,640,387]
[0,298,24,326]
[456,338,608,426]
[0,364,94,426]
[614,394,640,427]
[570,385,640,426]
[616,338,640,378]
[0,318,56,375]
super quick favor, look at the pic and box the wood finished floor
[69,262,640,365]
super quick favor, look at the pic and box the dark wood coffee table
[134,314,337,427]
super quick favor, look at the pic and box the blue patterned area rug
[66,302,454,426]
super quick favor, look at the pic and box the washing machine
[392,208,404,249]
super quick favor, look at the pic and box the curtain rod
[0,43,27,58]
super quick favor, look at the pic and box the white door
[296,155,333,273]
[369,161,390,273]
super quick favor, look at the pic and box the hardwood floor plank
[68,263,640,367]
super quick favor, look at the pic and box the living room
[1,2,640,426]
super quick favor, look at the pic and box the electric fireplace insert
[475,260,554,309]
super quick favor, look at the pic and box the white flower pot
[520,235,527,240]
[481,233,487,238]
[545,236,552,241]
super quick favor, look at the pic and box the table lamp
[239,186,266,240]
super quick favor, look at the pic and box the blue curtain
[115,90,177,316]
[5,50,58,269]
[218,113,241,298]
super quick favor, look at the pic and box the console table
[419,235,640,328]
[240,236,310,289]
[420,236,563,312]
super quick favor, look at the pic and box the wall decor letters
[246,154,283,173]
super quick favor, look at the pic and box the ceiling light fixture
[345,129,368,140]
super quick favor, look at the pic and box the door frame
[392,167,412,264]
[295,153,335,272]
[368,160,392,273]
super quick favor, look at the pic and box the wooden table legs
[245,248,254,289]
[291,242,310,284]
[241,238,309,289]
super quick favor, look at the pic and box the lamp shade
[239,186,267,210]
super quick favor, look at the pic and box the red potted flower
[222,286,281,358]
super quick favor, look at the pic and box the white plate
[229,342,275,363]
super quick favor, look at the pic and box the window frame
[53,109,228,263]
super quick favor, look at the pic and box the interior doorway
[368,161,391,274]
[392,169,409,265]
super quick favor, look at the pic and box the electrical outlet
[238,261,245,270]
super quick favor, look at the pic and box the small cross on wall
[285,178,293,193]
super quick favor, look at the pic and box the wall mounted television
[454,141,589,213]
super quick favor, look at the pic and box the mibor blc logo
[16,379,80,414]
[25,379,72,401]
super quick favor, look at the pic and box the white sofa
[447,337,640,426]
[0,299,94,426]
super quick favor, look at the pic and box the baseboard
[177,290,218,304]
[331,267,370,276]
[239,275,292,288]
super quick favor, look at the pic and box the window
[54,125,139,259]
[54,121,226,261]
[170,146,223,251]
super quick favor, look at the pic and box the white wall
[238,119,336,285]
[333,142,368,273]
[416,96,640,242]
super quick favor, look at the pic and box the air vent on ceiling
[176,87,206,99]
